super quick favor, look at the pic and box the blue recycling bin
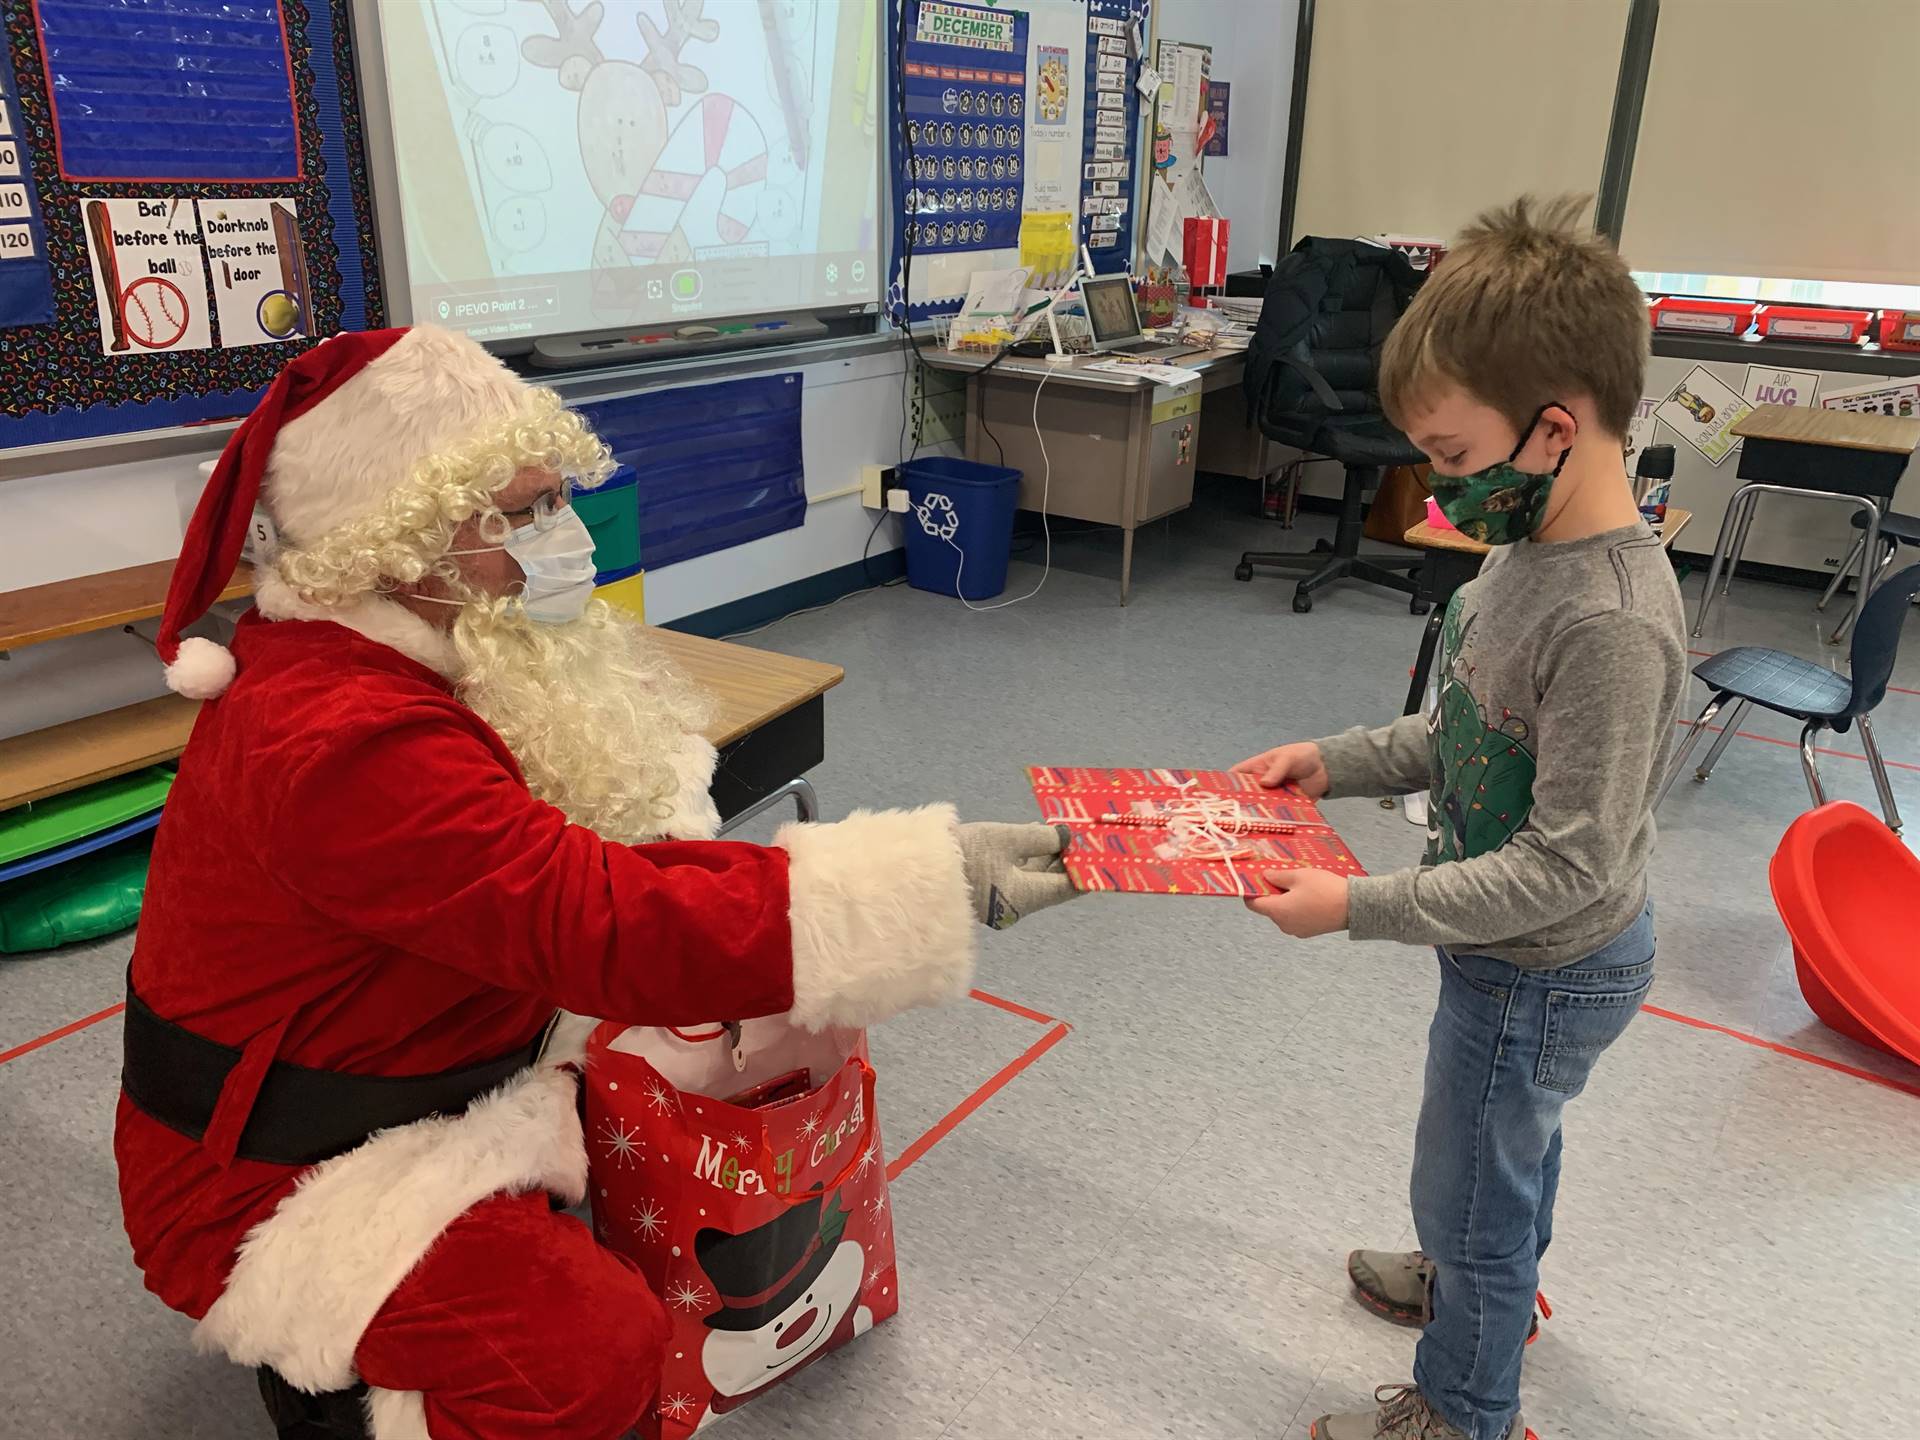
[901,457,1022,601]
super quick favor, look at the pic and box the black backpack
[1243,237,1427,450]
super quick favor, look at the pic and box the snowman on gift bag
[695,1190,874,1423]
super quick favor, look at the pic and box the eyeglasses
[498,478,576,532]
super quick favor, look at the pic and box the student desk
[1691,404,1920,642]
[0,561,843,828]
[916,346,1253,604]
[1399,511,1693,715]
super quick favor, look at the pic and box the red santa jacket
[117,602,976,1395]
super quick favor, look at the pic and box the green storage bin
[574,465,640,584]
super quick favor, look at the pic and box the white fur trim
[266,327,531,548]
[775,805,977,1032]
[655,733,721,842]
[365,1388,430,1440]
[165,635,237,699]
[193,1063,586,1393]
[254,573,461,679]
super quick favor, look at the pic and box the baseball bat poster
[78,196,212,355]
[199,199,309,347]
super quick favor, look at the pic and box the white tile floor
[3,484,1917,1440]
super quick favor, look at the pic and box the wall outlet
[860,463,900,509]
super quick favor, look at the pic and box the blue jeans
[1410,904,1655,1440]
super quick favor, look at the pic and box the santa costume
[115,327,1038,1440]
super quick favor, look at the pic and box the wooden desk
[1696,404,1920,640]
[1,643,840,822]
[649,628,844,826]
[1399,510,1694,715]
[917,346,1241,604]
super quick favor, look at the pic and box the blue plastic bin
[901,457,1022,601]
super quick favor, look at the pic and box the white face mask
[445,505,599,624]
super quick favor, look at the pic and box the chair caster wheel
[1312,539,1333,554]
[1292,592,1314,614]
[1410,597,1430,616]
[1234,564,1254,582]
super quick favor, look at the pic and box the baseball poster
[79,197,212,355]
[199,199,310,347]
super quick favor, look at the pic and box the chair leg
[1799,720,1829,809]
[1692,697,1751,782]
[1815,535,1864,612]
[1827,540,1899,646]
[1657,694,1726,808]
[1857,713,1904,834]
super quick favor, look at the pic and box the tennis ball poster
[78,196,213,354]
[200,199,311,348]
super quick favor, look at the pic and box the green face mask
[1426,404,1571,545]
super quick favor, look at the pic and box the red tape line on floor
[1669,717,1920,772]
[1643,1003,1920,1100]
[0,1001,124,1068]
[888,991,1071,1180]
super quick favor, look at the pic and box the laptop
[1080,273,1188,357]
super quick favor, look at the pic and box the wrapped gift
[585,1018,899,1437]
[1182,217,1229,291]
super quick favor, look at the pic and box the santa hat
[157,326,535,699]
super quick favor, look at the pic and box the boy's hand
[1245,869,1349,938]
[1231,742,1330,798]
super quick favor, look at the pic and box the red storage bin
[1877,309,1920,352]
[1647,296,1756,337]
[1754,304,1871,344]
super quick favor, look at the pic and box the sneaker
[1308,1384,1528,1440]
[1346,1250,1546,1342]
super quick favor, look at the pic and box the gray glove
[958,822,1081,930]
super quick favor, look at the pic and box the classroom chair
[1235,238,1429,614]
[1817,506,1920,641]
[1660,561,1920,831]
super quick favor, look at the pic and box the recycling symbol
[915,492,960,540]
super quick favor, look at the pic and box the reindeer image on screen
[695,1189,873,1418]
[521,0,780,318]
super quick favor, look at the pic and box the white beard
[450,598,716,844]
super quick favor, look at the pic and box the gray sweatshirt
[1315,520,1687,969]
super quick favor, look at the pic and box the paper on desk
[1080,358,1203,385]
[948,266,1031,350]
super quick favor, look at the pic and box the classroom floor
[5,480,1918,1440]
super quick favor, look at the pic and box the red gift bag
[585,1020,900,1438]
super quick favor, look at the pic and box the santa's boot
[256,1369,372,1440]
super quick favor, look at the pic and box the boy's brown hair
[1379,195,1648,439]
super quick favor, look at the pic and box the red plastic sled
[1769,802,1920,1067]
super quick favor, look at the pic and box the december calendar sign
[917,1,1018,48]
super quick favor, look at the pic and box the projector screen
[372,0,882,343]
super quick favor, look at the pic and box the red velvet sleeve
[264,699,796,1025]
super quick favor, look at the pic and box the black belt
[121,980,548,1168]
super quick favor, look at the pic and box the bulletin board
[885,0,1151,321]
[0,0,385,452]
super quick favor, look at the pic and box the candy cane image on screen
[85,200,129,352]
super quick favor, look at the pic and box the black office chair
[1235,238,1428,614]
[1660,560,1920,832]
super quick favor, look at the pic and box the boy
[1235,197,1687,1440]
